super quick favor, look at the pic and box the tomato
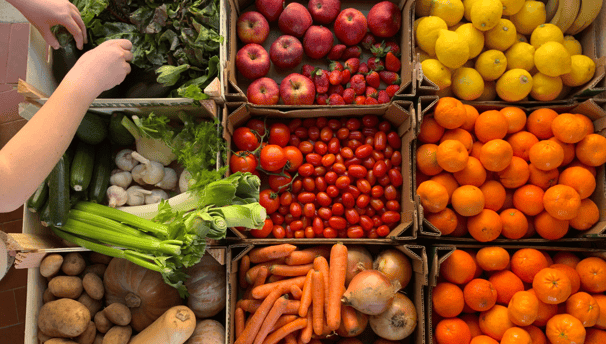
[382,211,401,224]
[349,131,363,141]
[384,185,398,200]
[323,227,337,238]
[376,225,390,237]
[328,138,341,154]
[269,172,292,192]
[356,194,370,208]
[290,202,302,217]
[357,179,371,194]
[298,192,316,204]
[314,141,328,155]
[359,215,373,231]
[272,225,286,239]
[283,146,304,172]
[284,213,294,224]
[230,151,258,173]
[250,218,273,238]
[367,228,379,239]
[373,215,383,227]
[320,127,334,142]
[335,176,351,189]
[289,134,301,147]
[246,119,266,135]
[294,127,308,139]
[306,153,322,166]
[292,179,303,193]
[313,217,324,234]
[285,226,295,238]
[332,203,345,216]
[332,163,347,175]
[370,198,385,211]
[347,226,364,238]
[315,177,327,192]
[280,192,293,206]
[302,177,315,192]
[279,205,289,215]
[355,144,373,159]
[308,127,320,141]
[233,127,260,151]
[362,127,378,138]
[322,154,336,167]
[303,118,316,128]
[372,151,385,161]
[373,160,388,177]
[384,146,394,159]
[362,115,379,128]
[259,189,280,214]
[327,119,341,130]
[377,121,391,132]
[318,207,332,220]
[329,216,347,230]
[290,220,303,231]
[288,119,302,132]
[340,147,354,159]
[317,192,332,207]
[270,213,284,225]
[345,118,360,131]
[378,175,391,186]
[305,226,315,238]
[298,163,314,177]
[387,131,401,149]
[314,166,326,176]
[391,150,402,166]
[367,170,377,185]
[337,128,350,140]
[342,192,355,209]
[374,131,387,151]
[348,165,368,178]
[345,209,360,224]
[260,145,287,172]
[325,172,338,185]
[303,203,316,218]
[299,141,314,154]
[364,136,374,146]
[388,169,403,187]
[363,157,376,169]
[347,139,362,151]
[386,200,400,211]
[384,159,393,171]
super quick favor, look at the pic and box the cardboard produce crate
[227,243,428,344]
[415,96,606,242]
[223,0,416,103]
[224,100,419,242]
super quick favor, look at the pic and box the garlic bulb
[126,186,152,206]
[145,189,169,204]
[110,169,132,189]
[155,167,178,190]
[131,151,165,185]
[107,185,128,208]
[115,149,138,171]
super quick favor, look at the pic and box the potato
[78,293,102,319]
[44,288,57,304]
[38,298,91,338]
[40,254,64,278]
[45,339,78,344]
[94,311,112,334]
[82,264,106,279]
[62,253,86,276]
[82,273,104,300]
[76,322,97,344]
[48,276,83,299]
[93,334,104,344]
[90,253,112,265]
[103,303,131,326]
[102,325,131,344]
[37,329,52,343]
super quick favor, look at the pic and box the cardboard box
[416,96,606,241]
[227,243,428,344]
[223,0,416,104]
[224,100,419,242]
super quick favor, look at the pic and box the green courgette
[109,112,135,146]
[39,200,51,227]
[48,154,71,227]
[27,181,48,213]
[70,141,95,192]
[76,112,107,145]
[88,141,112,204]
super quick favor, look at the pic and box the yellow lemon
[430,0,465,27]
[470,0,503,31]
[505,42,535,71]
[477,80,498,100]
[417,48,432,63]
[449,22,465,31]
[475,50,508,81]
[530,72,563,101]
[500,0,525,16]
[455,23,485,58]
[452,67,485,100]
[496,69,533,101]
[516,33,528,43]
[530,23,564,49]
[485,19,518,51]
[413,18,423,33]
[510,1,546,35]
[422,59,453,90]
[534,41,572,77]
[435,30,470,69]
[562,36,582,56]
[415,0,433,17]
[463,0,482,21]
[416,16,448,56]
[560,55,596,87]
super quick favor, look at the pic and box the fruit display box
[226,243,428,344]
[415,95,606,242]
[223,0,416,104]
[223,100,419,242]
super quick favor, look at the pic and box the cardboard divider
[227,242,428,344]
[224,100,419,242]
[416,96,606,241]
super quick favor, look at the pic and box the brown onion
[374,249,413,290]
[369,293,417,340]
[345,245,373,286]
[341,270,400,315]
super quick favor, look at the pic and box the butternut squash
[129,306,196,344]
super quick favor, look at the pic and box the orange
[435,318,472,344]
[558,166,596,199]
[468,209,502,242]
[529,140,565,171]
[499,208,528,240]
[576,114,594,136]
[417,144,444,176]
[441,249,477,285]
[551,113,587,144]
[450,212,469,237]
[527,108,558,139]
[479,180,506,212]
[453,157,487,187]
[501,107,527,134]
[498,156,530,189]
[470,335,498,344]
[471,141,484,160]
[528,164,559,190]
[479,304,514,340]
[543,251,554,266]
[567,159,597,177]
[522,325,547,344]
[433,282,465,318]
[441,128,474,153]
[490,270,525,305]
[576,257,606,293]
[452,185,485,217]
[437,140,470,172]
[570,199,599,231]
[545,314,586,344]
[511,248,550,283]
[534,211,570,240]
[566,292,600,327]
[575,134,606,167]
[525,289,558,327]
[548,137,575,166]
[480,139,514,172]
[419,115,445,143]
[476,247,510,271]
[551,264,581,295]
[431,172,460,201]
[417,180,449,213]
[460,313,483,338]
[553,252,581,269]
[426,208,458,235]
[466,249,484,279]
[508,131,539,162]
[501,327,532,344]
[508,291,540,326]
[513,185,545,216]
[586,328,606,344]
[543,185,581,221]
[533,268,572,304]
[593,294,606,329]
[464,278,498,312]
[434,97,467,129]
[462,104,480,132]
[475,110,509,143]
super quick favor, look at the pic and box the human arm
[0,39,133,213]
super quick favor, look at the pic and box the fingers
[63,18,84,50]
[71,8,87,45]
[123,50,134,62]
[43,30,61,50]
[114,39,133,51]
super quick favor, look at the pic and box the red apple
[247,78,280,105]
[308,0,341,25]
[334,8,367,46]
[236,44,270,80]
[367,1,401,38]
[237,11,270,44]
[280,73,316,105]
[270,35,304,70]
[303,26,334,59]
[278,3,312,38]
[255,0,284,22]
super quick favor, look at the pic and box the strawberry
[312,68,329,94]
[377,90,390,104]
[366,71,380,89]
[354,95,366,104]
[301,64,315,79]
[367,56,384,71]
[341,69,351,85]
[344,58,360,74]
[379,71,401,85]
[371,40,401,57]
[327,44,346,60]
[385,52,400,72]
[364,97,379,105]
[329,70,343,85]
[329,61,344,71]
[384,40,401,56]
[328,84,344,96]
[358,62,369,75]
[350,74,366,95]
[386,84,400,98]
[361,33,377,50]
[365,86,378,99]
[328,94,345,105]
[342,46,362,60]
[316,93,329,105]
[342,88,355,104]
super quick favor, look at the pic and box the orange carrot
[270,315,298,332]
[243,284,253,300]
[290,285,303,300]
[246,258,286,284]
[253,295,289,344]
[240,255,251,288]
[270,263,314,276]
[284,300,301,315]
[313,256,330,312]
[340,305,361,336]
[262,318,308,344]
[235,288,283,344]
[235,307,245,338]
[284,333,298,344]
[327,243,348,330]
[252,276,306,299]
[253,266,269,289]
[300,307,313,344]
[298,270,313,317]
[250,244,298,263]
[285,246,331,265]
[267,275,285,283]
[239,299,263,313]
[311,270,324,336]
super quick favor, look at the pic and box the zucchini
[39,200,51,227]
[48,154,71,227]
[27,181,48,213]
[88,141,113,204]
[76,112,107,145]
[109,112,135,146]
[70,141,95,192]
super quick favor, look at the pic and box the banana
[550,0,580,33]
[566,0,604,35]
[545,0,559,22]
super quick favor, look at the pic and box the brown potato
[48,276,83,299]
[103,303,131,326]
[82,264,106,279]
[102,325,131,344]
[44,288,57,304]
[75,322,97,344]
[82,273,104,300]
[62,253,86,276]
[40,254,64,278]
[90,253,112,265]
[78,293,102,318]
[45,339,79,344]
[37,329,52,343]
[38,298,91,338]
[93,334,104,344]
[94,311,112,334]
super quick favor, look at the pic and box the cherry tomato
[270,213,284,225]
[377,225,390,237]
[345,209,360,224]
[308,127,320,141]
[322,154,336,167]
[326,185,339,198]
[384,185,398,200]
[367,170,377,185]
[356,194,370,208]
[298,192,316,204]
[357,179,371,194]
[269,172,292,192]
[272,225,286,238]
[373,215,383,227]
[362,115,379,128]
[346,185,361,198]
[289,134,301,147]
[374,131,387,151]
[371,185,384,198]
[315,177,327,192]
[362,127,378,137]
[349,131,363,141]
[372,151,385,162]
[230,151,258,173]
[347,226,364,238]
[335,176,351,189]
[347,139,362,151]
[303,118,316,128]
[332,203,345,216]
[314,141,328,155]
[378,175,391,186]
[280,192,293,206]
[318,207,332,220]
[365,206,376,217]
[250,219,273,238]
[304,226,315,238]
[329,216,347,230]
[292,179,303,193]
[260,145,287,172]
[259,189,280,214]
[233,127,260,151]
[332,163,347,175]
[373,160,388,177]
[341,147,354,159]
[387,131,401,149]
[382,211,401,224]
[303,203,316,218]
[364,136,374,146]
[327,119,341,130]
[337,128,350,140]
[325,172,338,185]
[323,227,337,238]
[302,177,315,192]
[367,228,378,239]
[384,159,393,171]
[348,165,368,178]
[283,146,304,172]
[306,153,323,166]
[294,230,305,238]
[370,198,385,211]
[279,205,289,215]
[355,144,373,159]
[314,166,326,176]
[360,215,373,231]
[317,192,332,207]
[389,169,403,187]
[298,163,315,177]
[294,127,308,139]
[290,202,302,217]
[313,217,324,234]
[387,200,400,211]
[391,150,402,166]
[246,119,266,136]
[290,220,303,231]
[299,141,314,154]
[384,146,394,159]
[285,226,295,238]
[342,192,355,209]
[327,138,341,154]
[320,127,333,142]
[356,206,366,216]
[284,213,294,224]
[288,119,302,132]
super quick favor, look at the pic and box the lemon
[485,19,517,51]
[477,80,497,100]
[416,17,448,56]
[530,23,564,49]
[505,42,535,71]
[417,48,432,63]
[415,0,433,17]
[510,1,546,35]
[562,36,582,56]
[534,41,571,77]
[496,69,533,101]
[500,0,525,16]
[449,22,465,31]
[455,23,485,58]
[413,18,423,33]
[463,0,481,21]
[530,72,562,101]
[435,30,470,69]
[561,55,596,87]
[516,33,528,43]
[422,59,453,90]
[475,50,508,81]
[451,67,485,100]
[470,0,503,31]
[430,0,465,27]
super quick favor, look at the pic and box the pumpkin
[186,319,225,344]
[104,258,182,332]
[185,254,226,318]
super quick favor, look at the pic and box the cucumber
[109,112,135,146]
[39,200,51,227]
[88,141,113,204]
[27,181,48,213]
[76,112,107,145]
[70,141,95,192]
[48,154,71,227]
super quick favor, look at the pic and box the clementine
[460,313,482,338]
[529,140,565,171]
[500,107,527,134]
[453,157,487,187]
[545,314,586,344]
[479,180,506,212]
[469,335,498,344]
[480,139,514,172]
[419,115,445,143]
[508,290,540,326]
[441,128,474,153]
[522,325,547,344]
[576,257,606,293]
[426,208,458,235]
[553,252,581,269]
[548,137,575,166]
[500,208,529,240]
[551,264,581,295]
[513,185,545,216]
[526,289,559,327]
[558,166,596,199]
[576,114,594,136]
[475,110,509,143]
[479,304,514,340]
[471,141,484,160]
[434,97,467,129]
[593,294,606,329]
[534,211,570,240]
[570,199,600,231]
[417,144,444,176]
[527,108,558,139]
[417,180,449,213]
[451,185,485,217]
[511,248,550,283]
[508,131,539,161]
[575,134,606,167]
[464,278,498,312]
[498,156,530,188]
[440,249,477,285]
[585,328,606,344]
[489,270,525,305]
[533,268,572,304]
[543,185,581,221]
[551,113,587,144]
[433,282,465,318]
[501,327,532,344]
[476,247,510,271]
[462,104,480,132]
[566,292,600,327]
[528,164,559,190]
[435,318,472,344]
[431,172,460,201]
